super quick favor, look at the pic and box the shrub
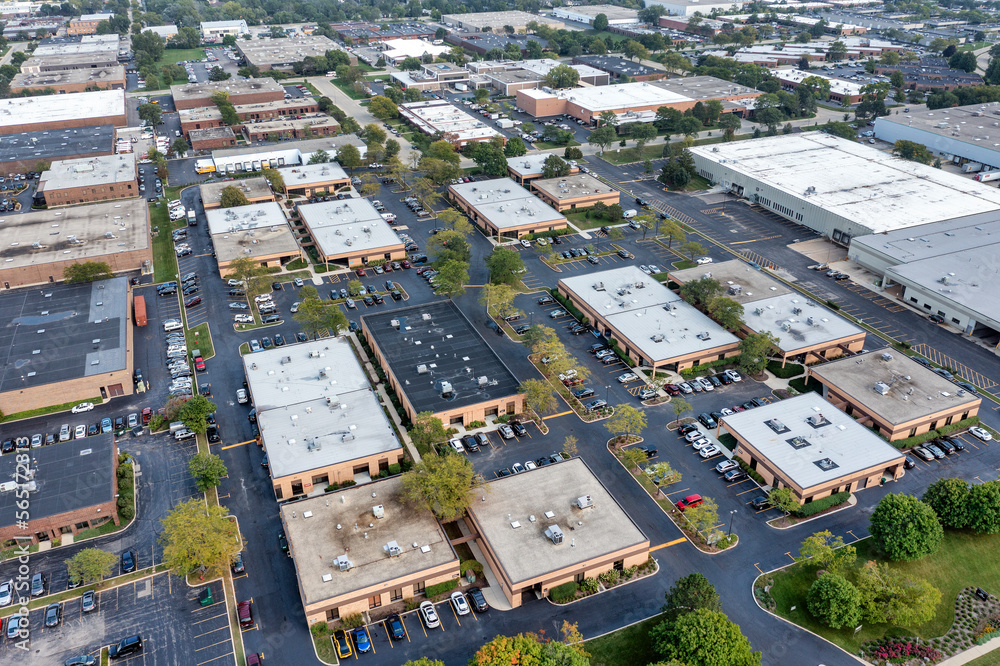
[550,581,578,602]
[788,376,822,394]
[388,463,401,475]
[341,613,364,629]
[325,483,339,492]
[467,420,486,429]
[118,463,133,479]
[794,492,850,518]
[340,479,357,487]
[580,577,600,593]
[117,475,134,492]
[460,560,484,575]
[736,457,766,485]
[310,622,329,637]
[119,503,135,521]
[424,579,458,598]
[717,433,737,451]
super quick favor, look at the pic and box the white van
[163,319,183,332]
[622,209,638,219]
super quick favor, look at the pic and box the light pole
[605,385,611,404]
[728,509,738,537]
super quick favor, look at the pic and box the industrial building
[331,21,436,43]
[876,57,983,91]
[442,11,563,32]
[67,12,113,35]
[36,153,137,207]
[279,163,351,197]
[0,278,135,415]
[205,201,301,274]
[0,434,119,546]
[400,99,504,148]
[558,266,741,372]
[481,58,610,95]
[241,115,340,143]
[10,65,125,94]
[873,102,1000,171]
[849,213,1000,343]
[645,0,749,17]
[466,458,650,609]
[506,153,580,184]
[236,35,344,71]
[390,62,471,92]
[200,20,248,42]
[282,474,460,624]
[448,177,568,239]
[530,172,620,211]
[178,97,321,137]
[0,200,150,289]
[690,132,1000,244]
[362,300,524,427]
[718,394,907,503]
[446,33,550,59]
[378,38,451,65]
[0,124,115,175]
[572,55,666,82]
[210,136,366,175]
[771,67,864,104]
[516,77,759,124]
[245,338,405,501]
[297,198,405,268]
[170,78,286,110]
[552,5,640,26]
[0,90,126,134]
[199,176,275,210]
[189,126,238,151]
[808,347,981,441]
[670,261,866,366]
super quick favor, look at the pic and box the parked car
[81,590,96,613]
[498,424,515,440]
[450,591,471,615]
[676,494,703,511]
[334,630,352,659]
[387,614,406,640]
[353,626,372,653]
[723,468,747,483]
[715,460,738,474]
[44,602,61,627]
[970,427,993,441]
[749,495,770,511]
[467,587,489,612]
[419,600,440,628]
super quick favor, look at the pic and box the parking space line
[191,608,227,620]
[650,537,686,551]
[663,487,689,496]
[736,486,761,496]
[193,626,230,640]
[196,638,234,652]
[543,410,573,420]
[197,653,236,666]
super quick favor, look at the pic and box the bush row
[607,338,636,368]
[891,416,982,451]
[548,288,587,324]
[679,357,734,378]
[736,457,766,486]
[460,560,484,575]
[550,581,578,603]
[424,579,458,598]
[788,376,822,394]
[793,491,849,518]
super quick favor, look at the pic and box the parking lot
[0,575,234,666]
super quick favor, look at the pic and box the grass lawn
[186,322,215,360]
[150,202,184,283]
[565,210,619,231]
[331,78,369,100]
[960,41,991,52]
[586,615,662,666]
[1,395,102,424]
[602,143,667,165]
[768,532,1000,655]
[672,260,697,270]
[966,647,1000,666]
[534,139,581,150]
[159,48,206,66]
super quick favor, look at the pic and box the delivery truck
[962,162,984,173]
[496,118,514,129]
[187,210,197,226]
[133,295,147,326]
[974,170,1000,182]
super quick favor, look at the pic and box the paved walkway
[940,638,1000,666]
[454,518,513,611]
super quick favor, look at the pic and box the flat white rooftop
[298,198,404,257]
[887,247,1000,326]
[449,177,566,230]
[690,133,1000,234]
[720,394,905,490]
[0,89,124,128]
[39,152,135,191]
[400,99,502,140]
[278,163,349,189]
[205,201,288,236]
[850,212,1000,265]
[381,38,451,60]
[744,293,864,352]
[507,153,579,179]
[560,266,739,363]
[771,67,863,96]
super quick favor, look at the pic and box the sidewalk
[939,638,1000,666]
[454,518,512,611]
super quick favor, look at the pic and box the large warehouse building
[873,102,1000,171]
[0,89,126,134]
[690,132,1000,245]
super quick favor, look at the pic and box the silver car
[0,579,12,606]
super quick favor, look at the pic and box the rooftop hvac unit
[807,317,815,326]
[477,375,488,385]
[384,540,401,557]
[881,352,893,362]
[416,364,428,374]
[728,284,742,296]
[696,331,711,340]
[440,381,453,397]
[576,495,593,510]
[373,505,384,519]
[334,554,353,571]
[874,381,890,395]
[651,333,665,343]
[307,440,322,452]
[544,525,564,545]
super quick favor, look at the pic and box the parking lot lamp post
[605,385,611,404]
[727,509,737,537]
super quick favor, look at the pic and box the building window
[415,581,425,593]
[952,318,960,325]
[574,572,585,583]
[945,416,953,426]
[326,609,339,622]
[909,427,917,437]
[275,487,283,500]
[923,303,931,310]
[962,411,969,420]
[613,559,624,572]
[368,595,382,609]
[929,421,938,431]
[390,588,403,602]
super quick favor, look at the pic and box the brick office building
[179,98,321,137]
[170,78,285,110]
[530,173,620,211]
[242,116,340,142]
[0,435,120,546]
[36,153,137,207]
[189,126,238,150]
[67,13,113,35]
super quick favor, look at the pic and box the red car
[194,356,205,372]
[356,267,366,277]
[664,384,681,396]
[676,494,703,511]
[401,260,411,269]
[238,600,253,628]
[141,407,152,425]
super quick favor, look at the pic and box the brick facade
[40,179,138,207]
[189,127,238,150]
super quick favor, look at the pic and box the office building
[448,177,567,238]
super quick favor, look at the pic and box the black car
[262,314,281,324]
[391,290,402,300]
[231,553,245,575]
[511,423,527,437]
[929,314,945,323]
[121,549,136,573]
[903,456,916,469]
[274,333,285,346]
[944,436,965,451]
[678,423,699,435]
[207,426,221,443]
[109,635,143,659]
[467,587,489,612]
[912,357,932,367]
[363,296,374,306]
[698,413,717,428]
[388,614,406,640]
[514,324,531,335]
[296,332,308,342]
[114,416,125,432]
[278,531,289,553]
[638,446,657,458]
[373,293,384,304]
[749,496,770,511]
[261,337,272,349]
[182,285,199,296]
[588,343,608,354]
[272,281,282,291]
[935,438,955,454]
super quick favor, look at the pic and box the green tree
[623,39,650,62]
[308,149,331,165]
[662,573,721,622]
[680,241,706,261]
[541,154,571,178]
[66,548,118,585]
[620,446,648,471]
[402,659,445,666]
[336,144,362,172]
[188,453,228,492]
[706,297,744,331]
[869,493,943,561]
[368,95,399,120]
[178,395,217,434]
[588,125,618,153]
[408,412,449,450]
[479,283,517,319]
[679,277,723,307]
[968,480,1000,534]
[948,50,977,73]
[504,136,527,157]
[485,247,525,285]
[893,140,934,165]
[625,121,658,158]
[170,137,189,157]
[922,477,972,529]
[856,560,941,626]
[469,633,590,666]
[137,102,161,126]
[400,452,479,521]
[360,123,388,146]
[767,487,800,514]
[519,378,557,416]
[661,220,686,248]
[261,168,284,194]
[736,332,777,376]
[593,13,609,31]
[219,185,249,208]
[807,573,862,629]
[208,66,231,81]
[606,404,647,441]
[64,261,114,283]
[543,63,580,89]
[433,259,469,298]
[718,113,742,141]
[429,230,471,265]
[160,499,243,576]
[652,609,760,666]
[797,530,857,576]
[672,397,692,426]
[685,496,720,536]
[293,298,348,337]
